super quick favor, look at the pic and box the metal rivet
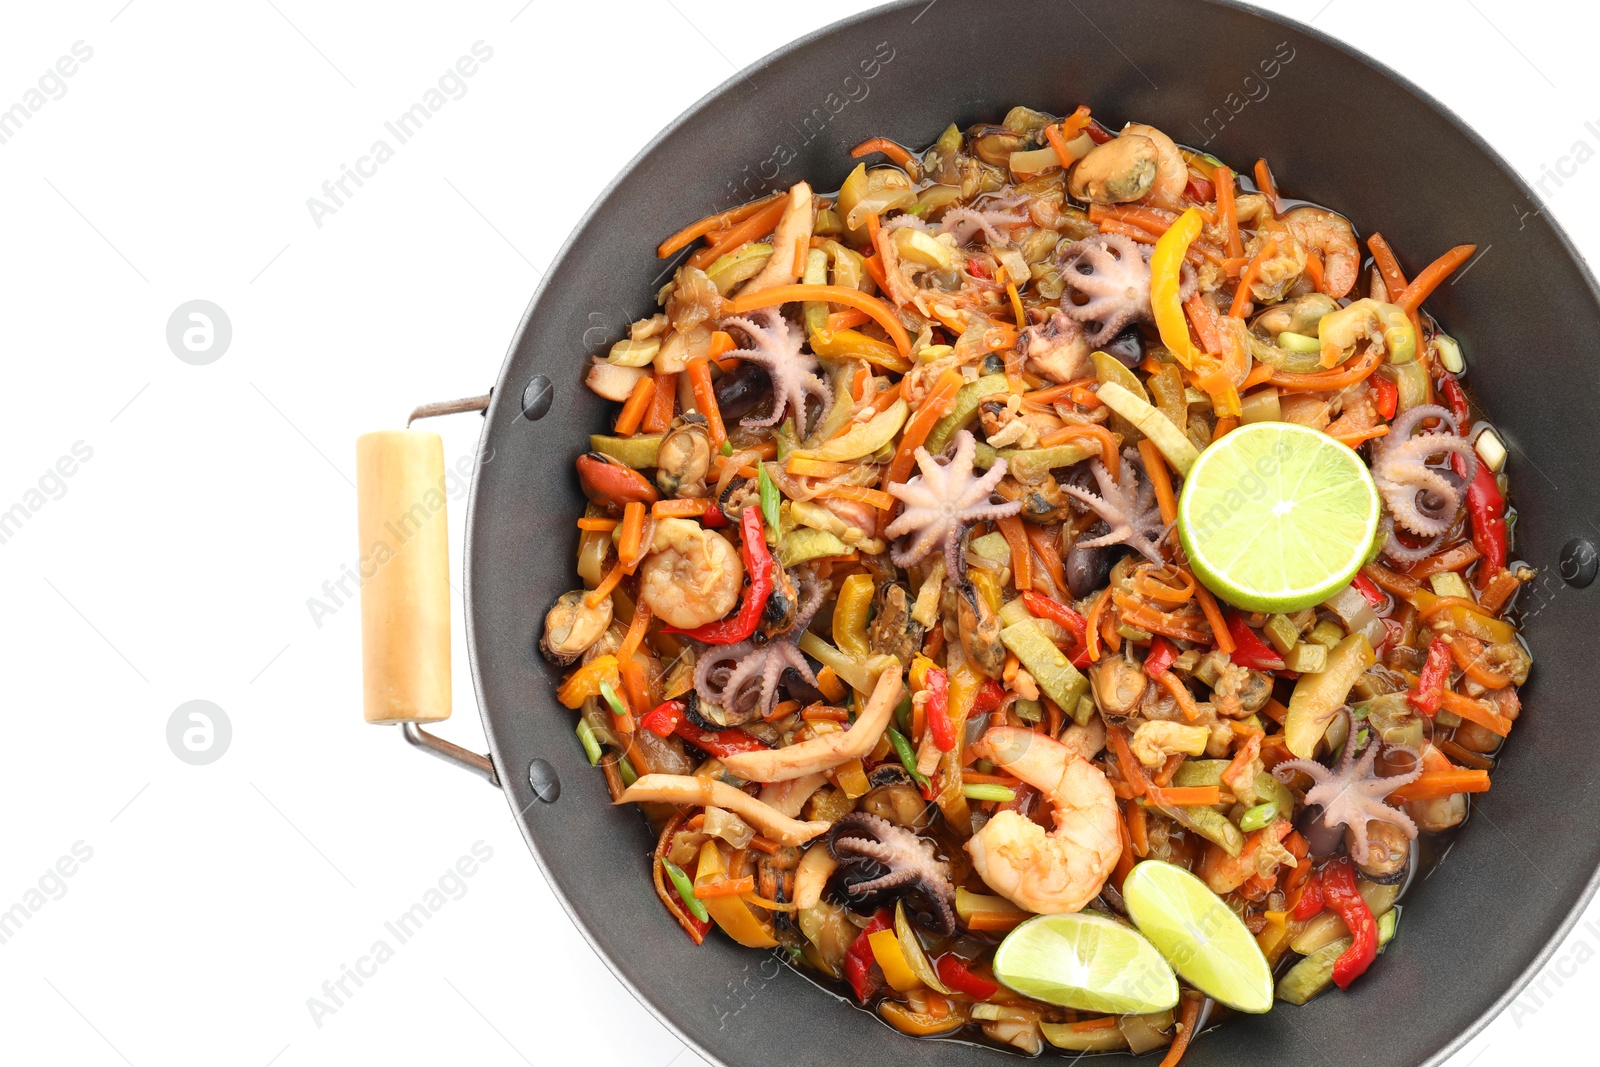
[521,374,553,421]
[1560,538,1597,588]
[528,758,561,802]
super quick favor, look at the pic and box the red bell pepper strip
[1408,635,1451,717]
[641,699,686,738]
[1351,571,1385,607]
[925,667,955,752]
[1462,460,1508,570]
[971,679,1005,717]
[1225,614,1286,670]
[700,501,730,528]
[1290,871,1325,920]
[662,506,775,644]
[844,911,893,1002]
[936,954,999,1000]
[1323,855,1379,989]
[1439,376,1471,428]
[1022,591,1088,643]
[1370,373,1398,420]
[1143,636,1178,678]
[673,719,770,759]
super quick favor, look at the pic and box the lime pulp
[991,911,1179,1015]
[1122,860,1274,1014]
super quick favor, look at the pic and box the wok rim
[463,2,1600,1064]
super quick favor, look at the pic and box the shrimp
[1199,819,1293,895]
[1284,206,1359,298]
[636,517,743,629]
[964,726,1121,914]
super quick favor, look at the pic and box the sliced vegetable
[1284,634,1376,759]
[999,622,1089,715]
[925,374,1008,454]
[1096,381,1201,474]
[789,399,909,462]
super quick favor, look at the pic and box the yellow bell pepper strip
[808,327,912,373]
[694,840,778,948]
[833,572,876,659]
[1150,208,1208,369]
[869,929,924,992]
[557,655,620,709]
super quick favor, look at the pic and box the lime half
[1122,861,1273,1014]
[1177,421,1380,613]
[992,912,1178,1015]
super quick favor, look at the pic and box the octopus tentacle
[1061,449,1168,564]
[721,309,832,439]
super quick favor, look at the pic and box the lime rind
[1123,861,1274,1014]
[1177,422,1381,613]
[992,912,1179,1015]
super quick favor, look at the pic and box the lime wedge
[991,912,1178,1015]
[1122,860,1273,1014]
[1177,421,1380,613]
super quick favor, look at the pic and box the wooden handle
[356,430,451,725]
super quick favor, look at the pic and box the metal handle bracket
[401,723,500,787]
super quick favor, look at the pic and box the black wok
[458,2,1600,1063]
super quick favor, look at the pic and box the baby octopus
[693,579,824,722]
[1273,709,1422,868]
[885,430,1022,574]
[1371,404,1478,543]
[827,812,958,935]
[1061,448,1169,565]
[720,308,832,439]
[1058,233,1194,347]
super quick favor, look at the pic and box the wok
[386,1,1600,1063]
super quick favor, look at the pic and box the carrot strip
[850,136,915,169]
[1038,423,1120,480]
[657,192,785,259]
[686,357,725,448]
[1215,165,1244,260]
[1072,1016,1119,1033]
[1241,361,1275,390]
[826,308,871,331]
[1160,996,1203,1067]
[1253,159,1280,216]
[614,375,656,436]
[1367,233,1410,298]
[642,370,677,433]
[1108,726,1147,797]
[1185,293,1222,354]
[884,370,964,488]
[1303,248,1326,293]
[585,557,627,609]
[1437,689,1513,737]
[1190,576,1234,653]
[1333,426,1391,448]
[1025,523,1067,596]
[1230,239,1278,317]
[652,498,709,519]
[1138,440,1179,525]
[1126,799,1150,857]
[577,517,618,532]
[1157,670,1201,722]
[707,330,737,360]
[966,912,1027,932]
[1386,769,1491,803]
[1145,784,1221,807]
[1270,347,1382,392]
[728,284,911,357]
[1449,636,1513,688]
[1084,589,1112,662]
[786,456,854,478]
[692,876,757,899]
[618,600,652,662]
[1408,542,1481,579]
[1396,245,1477,313]
[996,515,1033,592]
[688,198,788,270]
[617,501,647,568]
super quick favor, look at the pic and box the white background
[0,1,1595,1064]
